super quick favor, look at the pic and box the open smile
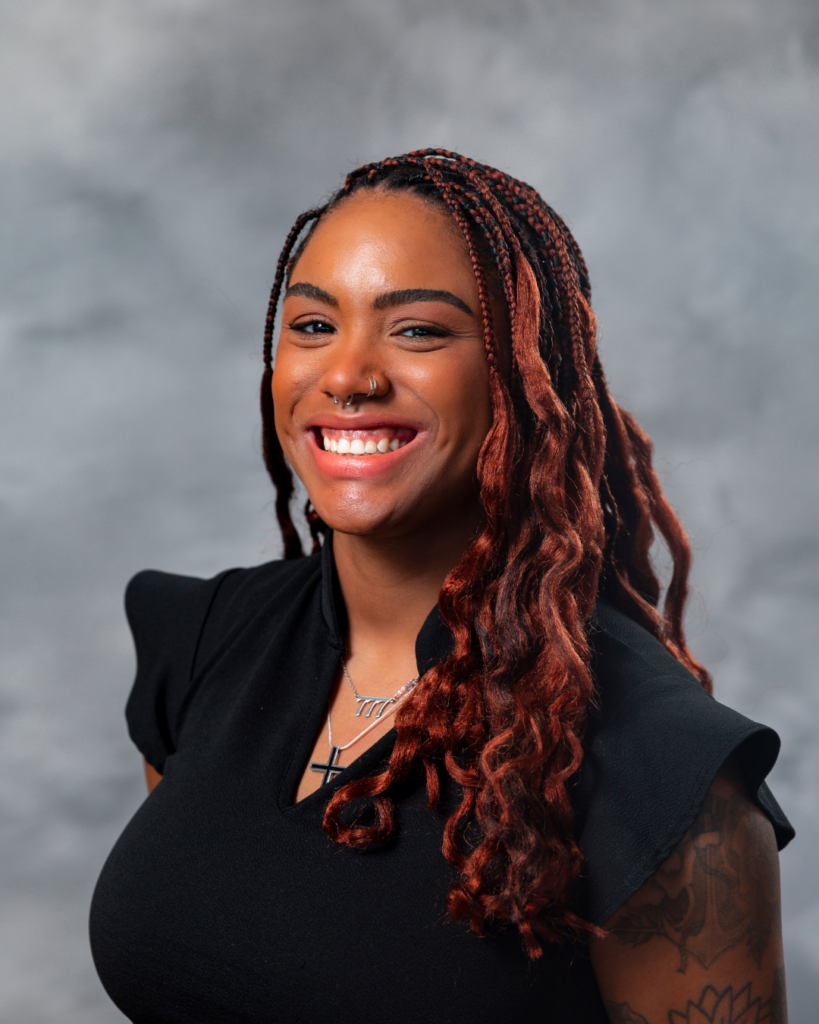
[314,426,416,457]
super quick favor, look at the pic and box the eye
[290,319,334,334]
[398,325,449,338]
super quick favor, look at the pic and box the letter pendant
[354,696,395,718]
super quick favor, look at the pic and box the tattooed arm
[589,757,788,1023]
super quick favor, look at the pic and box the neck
[331,511,478,658]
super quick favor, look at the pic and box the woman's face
[272,190,506,541]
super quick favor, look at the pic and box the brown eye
[292,320,334,334]
[399,325,449,338]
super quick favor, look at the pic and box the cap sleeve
[574,603,795,927]
[123,568,234,773]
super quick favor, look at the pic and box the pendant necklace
[309,659,419,786]
[340,653,419,719]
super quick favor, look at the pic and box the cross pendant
[309,745,344,786]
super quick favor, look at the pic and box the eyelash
[288,320,451,339]
[289,319,333,335]
[399,325,450,338]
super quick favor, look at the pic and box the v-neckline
[280,717,399,814]
[278,533,455,814]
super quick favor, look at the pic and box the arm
[589,757,787,1023]
[143,758,163,793]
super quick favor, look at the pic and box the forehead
[290,191,476,293]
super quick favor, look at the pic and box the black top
[90,538,793,1024]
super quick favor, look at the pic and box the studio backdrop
[1,1,817,1020]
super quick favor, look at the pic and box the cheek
[271,381,302,461]
[270,372,288,439]
[428,354,493,458]
[270,345,310,438]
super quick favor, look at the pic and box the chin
[314,506,403,540]
[308,484,426,540]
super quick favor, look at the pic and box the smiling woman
[89,151,793,1024]
[270,195,501,559]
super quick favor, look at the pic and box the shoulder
[123,554,322,771]
[125,555,318,612]
[590,758,787,1023]
[125,555,321,651]
[574,599,794,926]
[586,601,780,771]
[589,598,703,691]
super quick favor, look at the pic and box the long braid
[259,151,711,954]
[261,208,322,559]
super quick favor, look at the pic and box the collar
[320,531,454,676]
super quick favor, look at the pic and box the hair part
[260,149,711,956]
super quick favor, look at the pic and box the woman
[90,150,793,1023]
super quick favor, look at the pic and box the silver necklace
[308,659,420,786]
[308,688,412,786]
[340,654,419,718]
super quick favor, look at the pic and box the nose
[317,344,388,406]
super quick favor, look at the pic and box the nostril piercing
[333,378,379,407]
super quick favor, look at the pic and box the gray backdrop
[1,1,817,1020]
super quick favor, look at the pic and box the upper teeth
[322,435,406,455]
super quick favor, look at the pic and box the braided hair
[260,150,710,955]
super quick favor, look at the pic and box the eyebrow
[373,289,473,317]
[284,282,338,306]
[284,282,473,317]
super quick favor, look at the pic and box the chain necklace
[340,654,419,719]
[308,659,419,786]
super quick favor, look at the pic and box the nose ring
[333,376,379,406]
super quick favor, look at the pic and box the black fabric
[574,603,792,925]
[90,539,793,1024]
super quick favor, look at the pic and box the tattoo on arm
[605,973,787,1024]
[608,785,779,972]
[604,1001,649,1023]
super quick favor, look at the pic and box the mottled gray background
[1,0,817,1019]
